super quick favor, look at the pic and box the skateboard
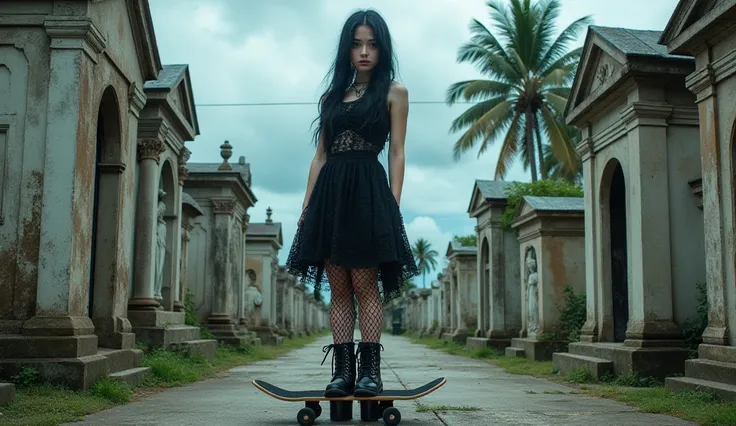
[252,377,446,425]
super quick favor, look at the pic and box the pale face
[351,24,379,73]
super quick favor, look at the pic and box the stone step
[173,340,218,360]
[665,376,736,401]
[0,382,15,406]
[97,348,144,374]
[110,367,151,388]
[505,347,526,358]
[685,358,736,386]
[553,352,613,380]
[134,325,201,349]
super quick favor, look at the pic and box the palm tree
[412,238,438,289]
[446,0,591,181]
[542,124,583,183]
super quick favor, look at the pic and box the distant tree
[412,238,439,289]
[446,0,591,181]
[453,234,477,247]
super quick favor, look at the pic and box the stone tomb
[0,0,161,389]
[505,196,585,361]
[465,180,522,352]
[184,143,259,346]
[659,0,736,399]
[553,25,705,380]
[127,64,216,359]
[441,240,477,343]
[245,208,285,345]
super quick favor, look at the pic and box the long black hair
[312,9,397,150]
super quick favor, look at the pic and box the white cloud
[148,0,679,284]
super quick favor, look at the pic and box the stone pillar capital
[137,139,166,163]
[212,198,236,215]
[44,17,106,58]
[686,64,716,102]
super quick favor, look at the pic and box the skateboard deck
[252,377,446,402]
[252,377,446,425]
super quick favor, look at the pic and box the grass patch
[1,332,327,426]
[582,386,736,426]
[407,334,736,426]
[416,403,481,412]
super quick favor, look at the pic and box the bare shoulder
[389,81,408,101]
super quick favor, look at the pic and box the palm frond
[494,110,523,179]
[538,16,592,73]
[445,79,514,104]
[539,103,577,174]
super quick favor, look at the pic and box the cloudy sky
[148,0,678,286]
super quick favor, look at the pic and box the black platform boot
[354,342,384,397]
[322,342,356,397]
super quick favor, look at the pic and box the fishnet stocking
[352,267,383,343]
[326,261,355,344]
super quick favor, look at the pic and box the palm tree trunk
[423,272,426,289]
[525,110,538,182]
[533,114,548,180]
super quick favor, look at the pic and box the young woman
[286,9,419,397]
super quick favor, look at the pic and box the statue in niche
[154,189,167,301]
[244,269,263,326]
[525,246,539,337]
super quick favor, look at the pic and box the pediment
[516,198,536,219]
[144,64,200,141]
[467,184,486,215]
[126,0,161,81]
[566,33,626,122]
[168,70,199,139]
[659,0,736,53]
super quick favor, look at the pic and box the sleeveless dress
[286,94,419,302]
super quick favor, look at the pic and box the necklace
[350,82,368,98]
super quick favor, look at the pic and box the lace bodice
[327,97,390,155]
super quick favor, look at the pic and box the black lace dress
[286,96,419,302]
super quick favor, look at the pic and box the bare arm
[388,83,409,205]
[302,131,327,211]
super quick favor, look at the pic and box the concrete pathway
[68,334,694,425]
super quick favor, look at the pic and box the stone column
[578,136,600,342]
[129,139,166,311]
[238,214,250,325]
[207,198,235,325]
[170,151,189,312]
[620,103,681,344]
[687,69,731,346]
[179,219,193,309]
[270,256,279,328]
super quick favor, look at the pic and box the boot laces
[322,344,351,379]
[356,342,384,378]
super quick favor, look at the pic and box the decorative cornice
[181,219,195,232]
[517,227,586,244]
[212,198,236,215]
[620,102,673,129]
[686,64,717,102]
[137,139,166,163]
[44,18,106,61]
[97,162,127,174]
[128,82,147,117]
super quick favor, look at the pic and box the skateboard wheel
[297,407,315,426]
[383,407,401,426]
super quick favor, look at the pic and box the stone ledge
[132,325,200,349]
[553,352,613,379]
[0,355,108,390]
[566,342,689,379]
[441,332,468,344]
[510,338,558,361]
[173,339,218,360]
[0,335,98,358]
[466,337,510,352]
[505,346,526,358]
[684,358,736,386]
[665,376,736,401]
[96,348,144,374]
[0,382,15,406]
[110,367,151,388]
